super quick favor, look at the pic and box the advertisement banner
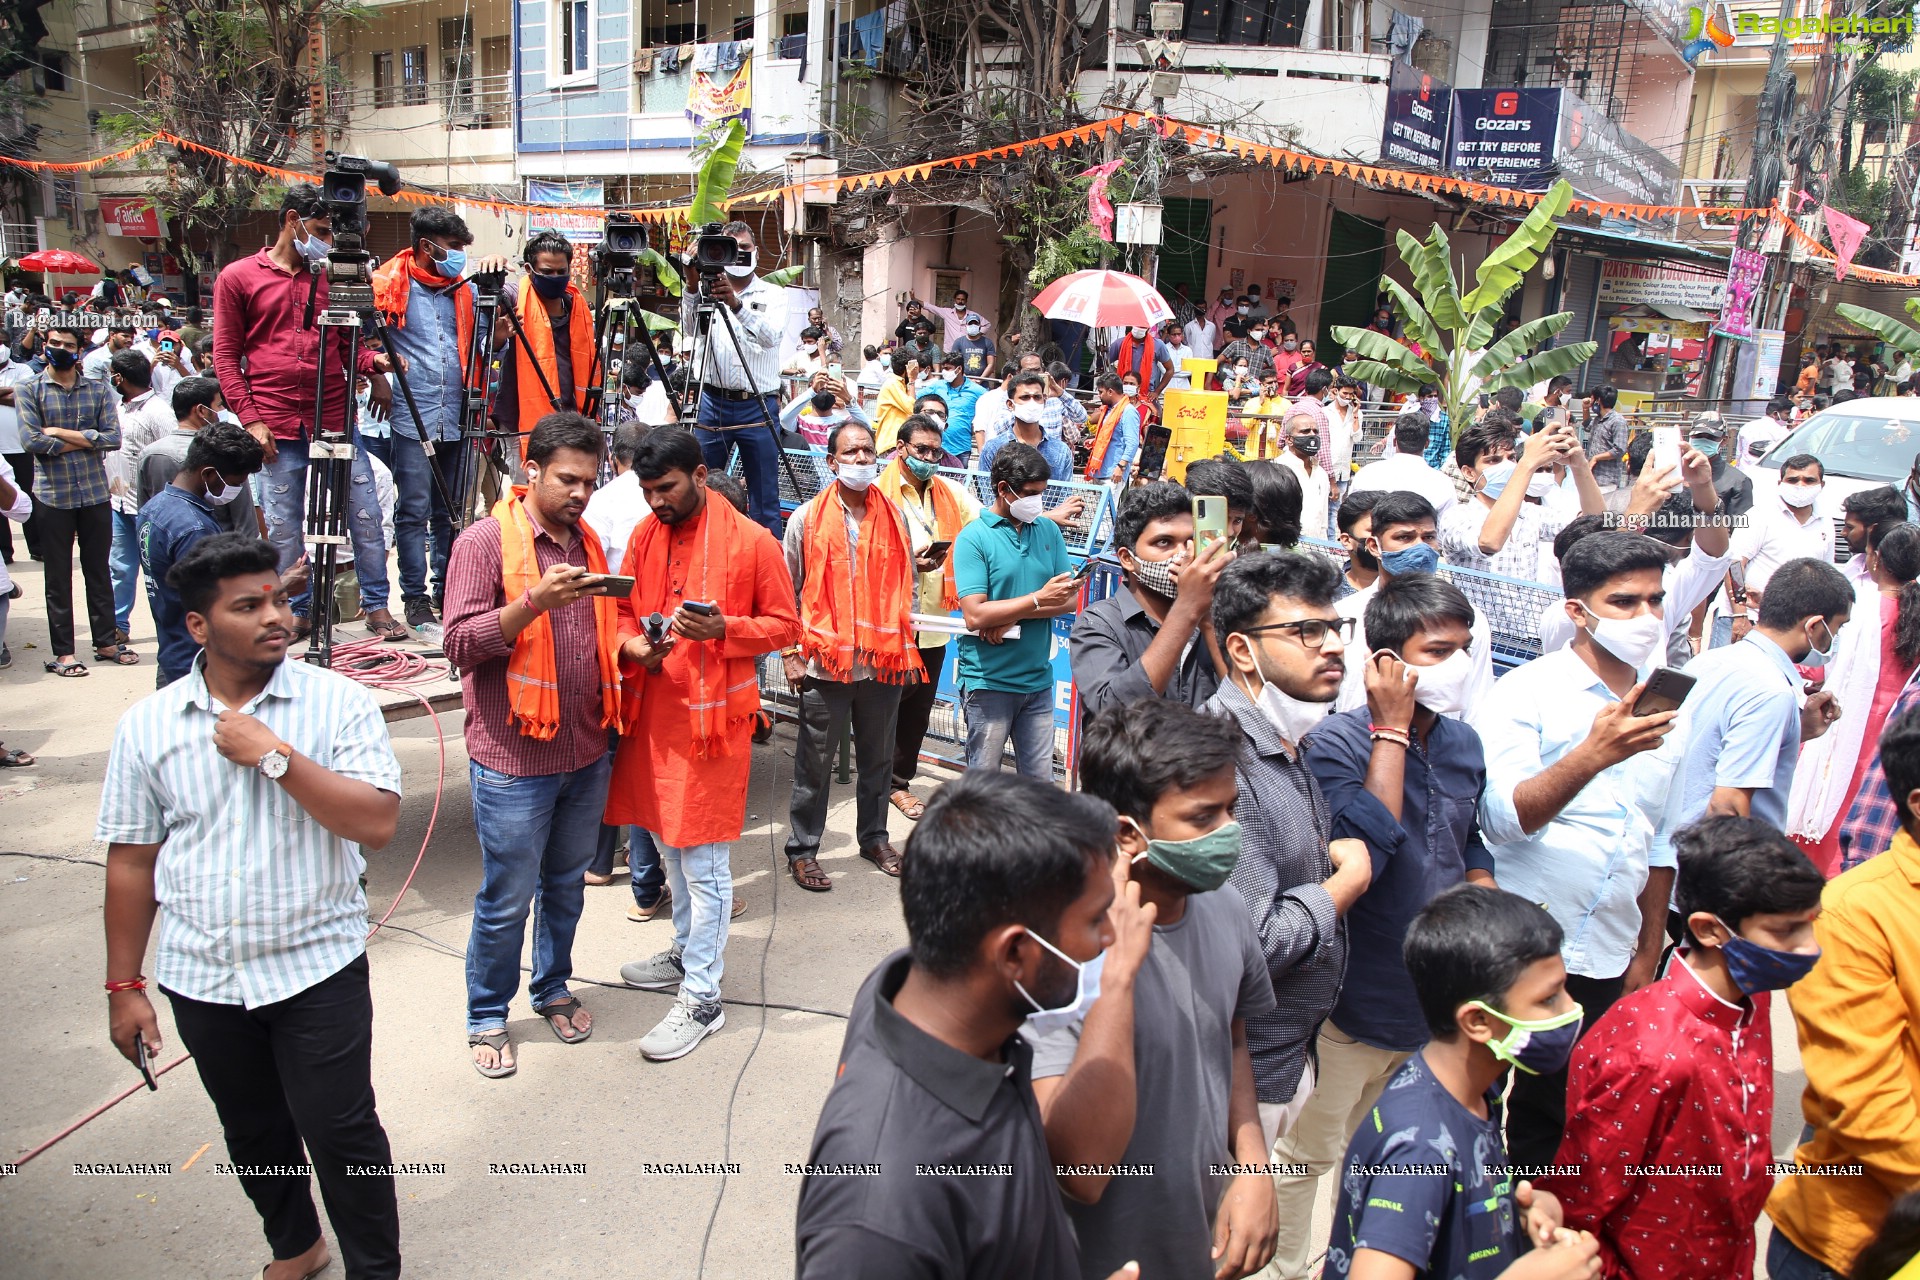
[99,196,161,238]
[686,56,752,130]
[1715,248,1767,339]
[1381,61,1452,171]
[1554,92,1680,216]
[1596,261,1727,309]
[525,179,604,246]
[1447,88,1563,191]
[1750,329,1786,398]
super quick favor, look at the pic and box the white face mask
[725,248,757,279]
[803,342,818,354]
[203,472,245,506]
[1581,609,1665,670]
[1780,483,1821,509]
[1130,327,1146,339]
[1012,399,1046,424]
[1526,471,1557,499]
[835,461,877,491]
[1122,383,1139,397]
[1007,492,1047,524]
[1237,634,1331,744]
[1407,649,1474,717]
[1016,929,1106,1037]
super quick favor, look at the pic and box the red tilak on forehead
[258,582,277,594]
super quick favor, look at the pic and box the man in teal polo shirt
[953,442,1079,777]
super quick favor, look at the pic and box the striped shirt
[95,655,404,1007]
[681,273,788,396]
[18,369,120,509]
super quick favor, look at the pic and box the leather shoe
[860,840,903,878]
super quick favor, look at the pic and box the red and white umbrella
[1030,269,1175,329]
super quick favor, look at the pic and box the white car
[1745,396,1920,562]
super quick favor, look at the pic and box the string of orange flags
[1,116,1914,283]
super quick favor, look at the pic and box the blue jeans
[1767,1231,1844,1280]
[1711,614,1734,649]
[695,391,782,535]
[960,686,1055,779]
[644,832,731,1006]
[589,823,667,908]
[464,753,612,1034]
[109,507,138,633]
[262,439,391,618]
[387,431,462,603]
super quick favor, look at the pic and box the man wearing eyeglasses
[1204,551,1375,1163]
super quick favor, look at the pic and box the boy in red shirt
[1540,817,1824,1278]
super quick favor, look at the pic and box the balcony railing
[0,221,43,257]
[327,71,512,128]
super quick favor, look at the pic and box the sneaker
[620,948,685,991]
[0,645,11,669]
[625,885,672,923]
[639,998,725,1061]
[404,598,437,631]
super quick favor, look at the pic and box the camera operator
[212,182,402,643]
[491,230,594,465]
[679,221,787,535]
[371,208,508,630]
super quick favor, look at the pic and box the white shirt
[1162,345,1194,388]
[1276,451,1330,543]
[1439,496,1569,589]
[1348,452,1458,516]
[1730,496,1834,594]
[583,470,649,568]
[1735,415,1787,466]
[110,389,179,515]
[1535,539,1733,666]
[681,273,787,396]
[1184,317,1217,360]
[0,357,38,453]
[0,453,31,595]
[1333,578,1496,720]
[1324,399,1361,478]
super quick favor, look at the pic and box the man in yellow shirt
[1764,704,1920,1279]
[870,348,919,453]
[1239,372,1291,460]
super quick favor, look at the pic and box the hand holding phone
[590,574,637,597]
[1193,495,1230,553]
[1651,427,1682,477]
[1631,666,1697,717]
[134,1035,159,1092]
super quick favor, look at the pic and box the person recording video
[211,182,401,643]
[491,230,594,466]
[679,220,787,535]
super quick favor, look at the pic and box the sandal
[534,995,592,1044]
[468,1029,516,1079]
[889,788,926,821]
[789,856,833,892]
[365,611,407,643]
[93,645,140,666]
[0,747,33,767]
[43,659,88,677]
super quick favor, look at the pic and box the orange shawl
[879,456,965,610]
[799,487,926,683]
[623,495,763,758]
[371,248,475,371]
[495,489,621,740]
[1085,398,1129,479]
[513,274,595,461]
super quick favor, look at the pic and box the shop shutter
[1158,196,1212,302]
[1317,210,1387,358]
[1557,253,1603,393]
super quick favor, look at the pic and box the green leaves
[1837,303,1920,359]
[763,264,807,287]
[1460,180,1574,315]
[639,247,682,298]
[1471,313,1573,382]
[1488,342,1600,393]
[1398,226,1464,331]
[1331,325,1434,381]
[1378,277,1444,359]
[689,119,746,227]
[1342,359,1426,394]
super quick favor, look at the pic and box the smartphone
[924,539,953,564]
[1651,426,1682,476]
[134,1036,158,1092]
[1072,557,1100,581]
[159,339,175,354]
[1631,666,1697,717]
[1193,495,1230,553]
[591,574,636,596]
[1542,406,1569,432]
[682,599,718,616]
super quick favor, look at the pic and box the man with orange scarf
[881,413,982,821]
[777,420,925,893]
[370,208,508,632]
[1084,372,1142,482]
[443,413,623,1079]
[489,231,594,464]
[610,427,799,1062]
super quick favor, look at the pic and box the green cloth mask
[1128,818,1243,892]
[905,455,939,481]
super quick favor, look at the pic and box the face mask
[1237,306,1249,315]
[1284,340,1298,352]
[1130,327,1146,339]
[725,249,757,280]
[1126,817,1243,893]
[946,369,963,385]
[1408,649,1474,716]
[530,271,569,300]
[1235,634,1330,743]
[905,455,939,481]
[1122,383,1139,397]
[1013,399,1045,424]
[1126,551,1183,599]
[1350,540,1380,572]
[1478,459,1518,499]
[1008,492,1047,524]
[1016,929,1105,1037]
[965,324,981,336]
[1377,540,1440,577]
[296,231,330,264]
[1582,610,1665,669]
[1802,618,1836,668]
[1293,434,1321,456]
[203,472,245,506]
[1781,484,1820,509]
[1468,1000,1585,1075]
[803,342,819,354]
[836,461,877,491]
[433,247,467,279]
[1710,917,1821,995]
[1526,472,1557,499]
[1251,331,1268,343]
[45,348,76,372]
[217,409,241,426]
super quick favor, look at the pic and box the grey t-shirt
[1025,883,1277,1280]
[135,429,260,535]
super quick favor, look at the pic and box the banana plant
[1836,299,1920,359]
[1333,179,1597,441]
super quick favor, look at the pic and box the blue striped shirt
[95,655,404,1007]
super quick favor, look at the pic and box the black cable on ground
[0,849,108,867]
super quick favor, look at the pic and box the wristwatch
[257,742,293,780]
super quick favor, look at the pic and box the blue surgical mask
[1479,458,1519,499]
[1376,540,1440,577]
[297,232,329,264]
[1016,929,1106,1036]
[1802,618,1836,668]
[1712,917,1821,995]
[435,247,467,279]
[1468,1000,1586,1076]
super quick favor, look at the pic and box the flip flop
[254,1258,331,1279]
[533,995,592,1044]
[0,747,34,767]
[43,659,88,677]
[93,645,140,666]
[468,1029,516,1079]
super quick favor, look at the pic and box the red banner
[99,196,161,238]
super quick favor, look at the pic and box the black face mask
[1351,541,1380,572]
[530,272,569,300]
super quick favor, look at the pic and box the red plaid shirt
[1539,957,1774,1280]
[1838,675,1920,872]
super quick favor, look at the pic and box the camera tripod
[685,269,802,517]
[582,262,680,479]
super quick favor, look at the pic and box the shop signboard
[1381,61,1452,171]
[1596,261,1726,309]
[1447,88,1562,191]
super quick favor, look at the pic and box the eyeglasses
[1241,617,1355,649]
[905,442,943,459]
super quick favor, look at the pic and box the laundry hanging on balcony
[694,40,749,74]
[687,46,752,130]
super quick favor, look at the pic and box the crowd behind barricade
[12,183,1916,1280]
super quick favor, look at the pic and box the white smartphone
[1651,426,1681,476]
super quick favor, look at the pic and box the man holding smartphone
[442,413,623,1078]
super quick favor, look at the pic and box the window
[41,53,67,93]
[401,45,429,105]
[373,51,396,107]
[555,0,593,82]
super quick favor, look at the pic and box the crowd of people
[13,182,1912,1280]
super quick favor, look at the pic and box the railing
[0,222,43,258]
[327,72,512,126]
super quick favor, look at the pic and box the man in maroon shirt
[213,182,404,642]
[442,412,620,1078]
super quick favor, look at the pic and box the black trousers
[0,451,38,560]
[891,641,948,789]
[164,955,402,1279]
[36,499,114,656]
[784,675,903,860]
[1505,970,1625,1169]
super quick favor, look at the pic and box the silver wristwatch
[257,744,292,780]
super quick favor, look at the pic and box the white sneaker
[620,949,684,991]
[639,999,725,1061]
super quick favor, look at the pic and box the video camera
[321,152,402,250]
[690,222,749,276]
[589,211,648,293]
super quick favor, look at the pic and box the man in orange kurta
[606,427,799,1062]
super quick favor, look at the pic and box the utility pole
[1721,0,1804,404]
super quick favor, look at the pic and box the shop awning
[1554,222,1730,265]
[1645,303,1715,323]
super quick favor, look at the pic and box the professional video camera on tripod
[579,212,678,474]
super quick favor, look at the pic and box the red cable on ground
[13,638,454,1167]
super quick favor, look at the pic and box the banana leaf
[1331,325,1433,381]
[1342,359,1426,393]
[1460,180,1575,315]
[1485,341,1599,393]
[639,248,682,298]
[1379,277,1445,360]
[1836,303,1920,360]
[1470,312,1573,382]
[763,264,806,287]
[1398,226,1465,331]
[689,120,746,227]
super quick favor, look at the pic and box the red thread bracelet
[104,977,147,993]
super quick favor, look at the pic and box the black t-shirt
[492,294,577,431]
[796,951,1081,1280]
